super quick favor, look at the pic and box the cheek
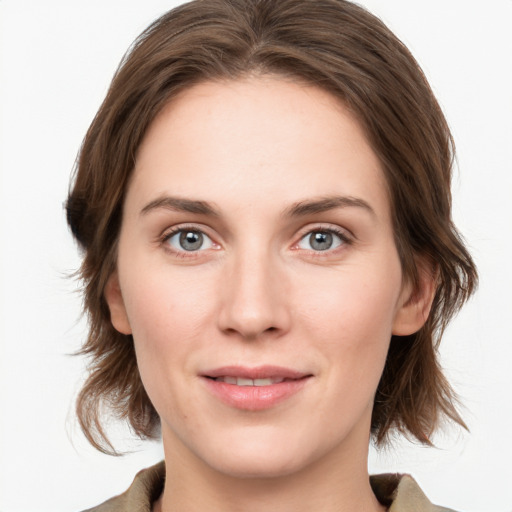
[117,262,217,401]
[119,267,217,420]
[295,258,402,386]
[298,260,402,338]
[122,266,214,342]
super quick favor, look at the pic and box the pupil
[179,231,203,251]
[310,232,332,251]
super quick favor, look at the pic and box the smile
[202,366,312,410]
[213,376,286,386]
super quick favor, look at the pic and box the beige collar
[83,462,457,512]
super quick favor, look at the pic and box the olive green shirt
[83,461,456,512]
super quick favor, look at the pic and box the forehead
[129,76,389,221]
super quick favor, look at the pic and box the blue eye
[166,229,214,252]
[297,230,346,251]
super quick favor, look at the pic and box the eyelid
[291,223,354,252]
[156,222,353,257]
[159,222,215,238]
[159,223,222,254]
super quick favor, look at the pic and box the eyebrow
[140,194,375,219]
[283,195,376,218]
[140,196,220,217]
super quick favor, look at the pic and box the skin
[105,76,434,512]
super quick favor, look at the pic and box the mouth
[210,376,290,386]
[201,366,312,410]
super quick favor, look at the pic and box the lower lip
[202,378,310,411]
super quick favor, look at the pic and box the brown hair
[67,0,477,454]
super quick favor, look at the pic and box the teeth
[254,378,273,386]
[215,376,286,386]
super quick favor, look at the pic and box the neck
[156,430,385,512]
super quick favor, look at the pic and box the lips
[201,366,311,411]
[213,376,286,386]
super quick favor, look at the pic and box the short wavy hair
[66,0,477,454]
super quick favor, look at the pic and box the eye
[297,229,347,252]
[165,229,215,252]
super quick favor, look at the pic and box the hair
[67,0,477,454]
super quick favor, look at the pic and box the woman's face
[106,77,427,478]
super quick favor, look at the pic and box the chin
[189,426,326,479]
[208,450,309,479]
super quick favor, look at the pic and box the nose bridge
[217,240,289,339]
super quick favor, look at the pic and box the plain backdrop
[1,1,511,511]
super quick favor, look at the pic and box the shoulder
[370,473,458,512]
[81,461,165,512]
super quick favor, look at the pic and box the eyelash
[158,224,353,258]
[159,224,218,258]
[294,226,353,255]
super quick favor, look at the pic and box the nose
[216,249,291,340]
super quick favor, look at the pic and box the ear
[104,271,132,335]
[392,257,437,336]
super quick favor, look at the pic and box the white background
[1,1,511,511]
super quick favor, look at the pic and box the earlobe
[392,260,437,336]
[104,271,132,335]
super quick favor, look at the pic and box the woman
[66,0,477,510]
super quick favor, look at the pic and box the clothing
[83,461,456,512]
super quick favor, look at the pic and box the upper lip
[202,365,311,380]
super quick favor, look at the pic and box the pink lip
[201,365,312,411]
